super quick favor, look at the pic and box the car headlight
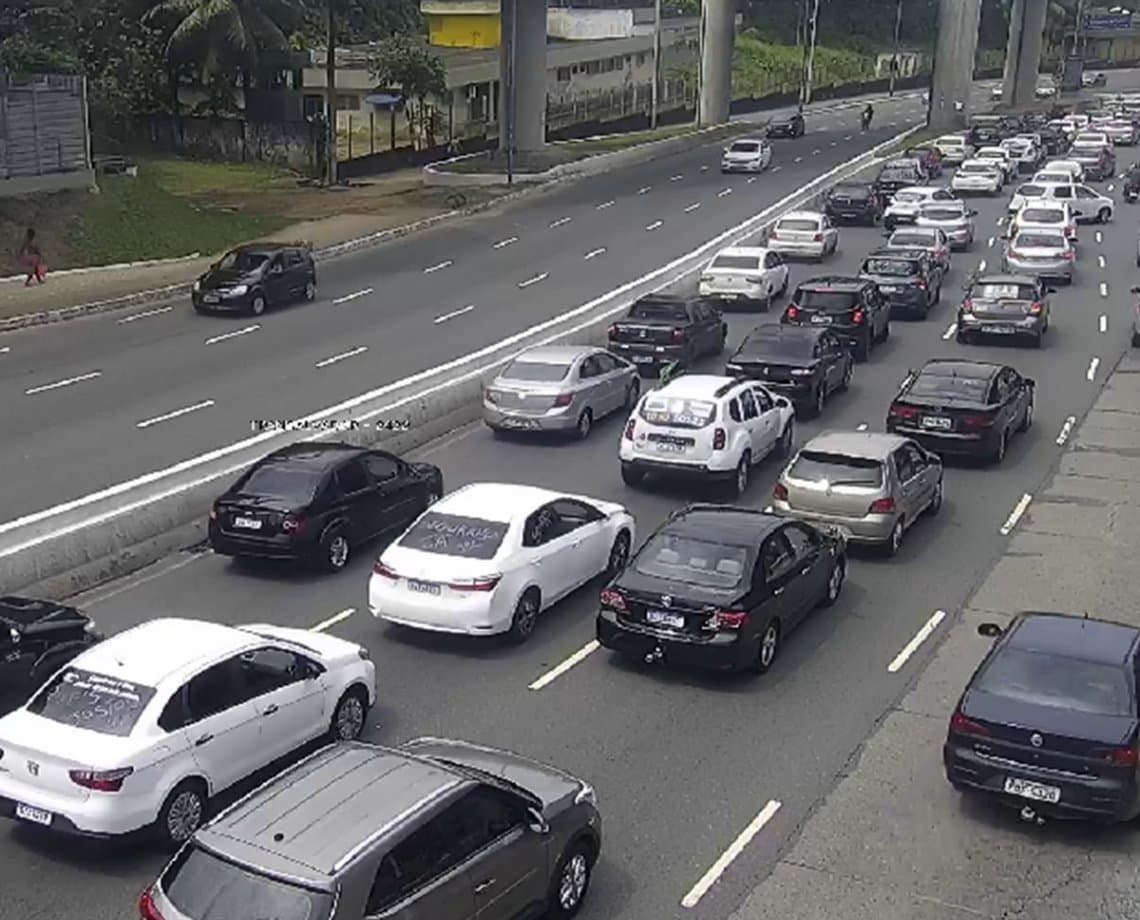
[193,280,200,292]
[790,368,813,376]
[575,782,597,806]
[84,618,98,634]
[230,284,248,296]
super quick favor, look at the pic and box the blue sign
[1083,12,1135,31]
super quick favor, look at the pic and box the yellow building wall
[427,13,501,48]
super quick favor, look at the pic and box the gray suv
[140,738,602,920]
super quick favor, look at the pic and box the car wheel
[1098,207,1112,223]
[750,619,781,674]
[575,409,593,441]
[838,359,853,391]
[605,531,631,578]
[507,589,541,644]
[330,686,368,741]
[623,378,640,410]
[821,558,846,607]
[810,384,826,418]
[547,841,594,919]
[956,330,970,345]
[319,529,351,573]
[884,518,904,557]
[303,280,316,301]
[730,451,752,498]
[1018,398,1034,432]
[250,294,266,316]
[1031,328,1043,349]
[1132,331,1140,347]
[620,465,645,487]
[928,477,944,516]
[992,428,1008,464]
[156,780,207,849]
[777,421,795,459]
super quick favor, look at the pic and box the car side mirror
[270,264,284,275]
[977,622,1004,638]
[1024,377,1035,387]
[527,808,550,834]
[9,626,19,645]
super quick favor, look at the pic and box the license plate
[632,356,654,364]
[1003,776,1061,803]
[501,417,539,429]
[233,516,262,530]
[987,325,1017,334]
[921,416,952,430]
[202,294,220,304]
[810,314,832,324]
[407,579,441,596]
[15,804,51,826]
[655,442,685,454]
[879,285,899,292]
[646,609,685,628]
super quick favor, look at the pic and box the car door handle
[262,704,279,716]
[800,565,811,575]
[773,586,785,596]
[195,734,214,747]
[475,879,496,894]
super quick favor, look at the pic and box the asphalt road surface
[0,93,934,521]
[5,146,1139,920]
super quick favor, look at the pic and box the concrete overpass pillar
[928,0,981,132]
[1002,0,1047,107]
[499,0,547,154]
[697,0,735,127]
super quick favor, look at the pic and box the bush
[731,33,876,98]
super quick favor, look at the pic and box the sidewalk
[731,352,1140,920]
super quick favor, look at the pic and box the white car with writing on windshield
[698,246,789,310]
[619,375,795,498]
[1009,202,1078,244]
[951,160,1003,195]
[0,618,376,847]
[766,211,839,261]
[369,483,635,644]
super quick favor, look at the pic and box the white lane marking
[1056,415,1076,445]
[493,236,518,249]
[434,304,474,324]
[747,176,758,184]
[423,260,453,273]
[0,347,8,354]
[528,640,599,691]
[1100,282,1108,297]
[680,800,783,909]
[204,324,260,345]
[943,322,958,340]
[136,399,215,429]
[1098,255,1106,268]
[684,202,701,213]
[518,272,549,288]
[794,155,803,163]
[1096,230,1103,243]
[311,607,356,632]
[646,220,664,231]
[718,188,733,198]
[888,121,897,127]
[771,165,782,172]
[1000,493,1033,536]
[119,305,173,324]
[1109,183,1115,192]
[316,346,368,368]
[812,148,822,155]
[670,174,683,181]
[844,135,852,141]
[996,216,1004,225]
[856,422,869,431]
[597,200,616,210]
[638,185,652,194]
[700,165,709,172]
[978,259,987,272]
[1087,356,1100,380]
[332,288,373,305]
[25,371,102,396]
[987,236,995,247]
[830,141,837,147]
[584,247,607,260]
[887,610,947,673]
[549,217,572,228]
[1099,314,1108,333]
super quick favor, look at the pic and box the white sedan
[698,246,789,309]
[766,210,839,260]
[883,186,958,229]
[0,618,376,846]
[951,160,1003,195]
[369,483,635,643]
[1009,203,1079,245]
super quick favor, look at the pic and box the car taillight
[745,276,764,284]
[281,514,304,534]
[784,305,799,321]
[138,888,165,920]
[1095,746,1139,767]
[888,403,919,421]
[608,324,618,338]
[1028,301,1043,315]
[709,610,749,630]
[373,561,398,579]
[773,482,788,501]
[1062,249,1074,260]
[623,418,636,440]
[449,576,502,592]
[553,393,573,407]
[712,427,727,450]
[868,497,895,514]
[962,298,973,313]
[961,413,995,428]
[671,329,685,343]
[484,387,498,404]
[599,588,627,612]
[915,280,927,290]
[69,767,134,792]
[949,711,989,736]
[813,232,823,241]
[852,309,865,325]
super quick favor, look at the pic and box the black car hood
[963,690,1138,746]
[732,349,818,368]
[200,268,259,289]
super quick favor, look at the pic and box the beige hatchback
[770,431,943,555]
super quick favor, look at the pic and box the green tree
[370,35,446,149]
[296,0,422,46]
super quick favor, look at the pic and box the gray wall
[0,72,91,185]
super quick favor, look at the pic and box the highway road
[5,146,1138,920]
[0,92,935,522]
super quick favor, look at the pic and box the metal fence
[0,71,91,180]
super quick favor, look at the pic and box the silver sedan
[1003,229,1075,283]
[483,345,641,440]
[914,203,977,250]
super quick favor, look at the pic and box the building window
[557,67,571,82]
[336,94,359,110]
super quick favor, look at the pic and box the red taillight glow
[949,711,989,736]
[1098,746,1139,767]
[671,329,686,343]
[711,610,749,630]
[772,482,788,501]
[373,561,398,579]
[868,497,895,514]
[608,324,618,338]
[785,305,799,321]
[961,413,995,428]
[889,403,919,421]
[449,576,501,592]
[281,514,304,534]
[138,888,165,920]
[852,309,865,324]
[552,393,573,407]
[599,588,627,612]
[1028,301,1043,315]
[623,418,636,440]
[962,297,973,312]
[813,232,824,241]
[69,767,133,792]
[712,427,727,450]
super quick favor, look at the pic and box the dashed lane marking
[942,323,957,340]
[518,272,549,288]
[136,399,215,429]
[1087,356,1100,380]
[680,800,783,909]
[1099,314,1108,333]
[1056,415,1076,445]
[333,288,373,304]
[684,203,701,213]
[584,247,607,260]
[887,610,947,673]
[646,220,664,231]
[597,200,616,210]
[204,325,260,345]
[434,305,474,324]
[119,306,173,324]
[493,236,518,249]
[423,260,453,273]
[315,346,368,368]
[549,217,572,228]
[528,640,600,691]
[25,371,102,395]
[311,608,355,632]
[999,493,1033,536]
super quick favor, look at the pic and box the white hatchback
[0,618,376,846]
[369,483,635,643]
[619,374,796,497]
[698,246,789,309]
[766,211,839,260]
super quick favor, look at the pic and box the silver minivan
[771,431,944,555]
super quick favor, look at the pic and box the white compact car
[766,210,839,261]
[369,483,634,643]
[1031,182,1114,223]
[974,146,1017,182]
[1042,159,1085,181]
[1009,202,1079,244]
[698,246,789,309]
[933,134,975,165]
[914,202,976,250]
[721,137,772,173]
[883,186,958,229]
[1073,131,1113,150]
[619,374,796,497]
[952,160,1003,195]
[999,137,1040,172]
[0,618,376,846]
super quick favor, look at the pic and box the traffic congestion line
[136,399,215,429]
[204,324,260,345]
[332,288,372,305]
[24,371,102,395]
[528,640,600,691]
[887,610,947,673]
[433,304,474,324]
[1056,415,1077,445]
[680,800,783,909]
[311,607,356,632]
[999,493,1033,536]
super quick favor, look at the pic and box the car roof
[196,742,465,887]
[714,246,770,258]
[665,505,783,542]
[796,276,865,291]
[800,430,907,460]
[918,358,1001,380]
[433,483,567,522]
[510,345,598,363]
[778,210,823,221]
[655,374,737,398]
[73,618,258,687]
[1006,612,1140,666]
[260,442,366,472]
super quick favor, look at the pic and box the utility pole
[505,0,517,186]
[1074,0,1087,57]
[325,0,337,185]
[804,0,822,107]
[650,0,662,129]
[797,0,809,112]
[888,0,904,97]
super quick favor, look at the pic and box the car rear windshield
[795,289,857,311]
[711,255,761,270]
[162,845,332,920]
[1014,232,1064,248]
[879,169,916,181]
[863,258,917,276]
[1020,208,1063,223]
[973,648,1134,717]
[959,163,994,173]
[27,667,157,737]
[640,396,717,428]
[501,359,570,382]
[729,141,760,153]
[832,184,869,196]
[889,232,935,247]
[398,512,508,560]
[629,300,688,322]
[974,282,1036,300]
[777,218,819,232]
[920,207,964,221]
[1017,185,1045,196]
[788,451,884,487]
[740,331,815,358]
[235,464,324,501]
[907,373,990,402]
[634,533,750,590]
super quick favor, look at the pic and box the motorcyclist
[1123,162,1140,203]
[861,104,873,131]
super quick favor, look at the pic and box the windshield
[862,258,917,276]
[711,255,761,270]
[974,648,1133,717]
[633,532,750,591]
[640,396,717,429]
[1014,232,1065,248]
[27,667,157,737]
[788,451,884,487]
[629,300,687,322]
[920,208,964,221]
[217,250,269,273]
[235,464,323,501]
[777,218,819,232]
[908,373,990,402]
[974,282,1036,300]
[879,169,916,180]
[729,142,760,153]
[796,289,857,311]
[398,512,508,560]
[741,331,816,358]
[501,360,570,382]
[1019,208,1063,223]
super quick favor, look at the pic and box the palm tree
[146,0,301,77]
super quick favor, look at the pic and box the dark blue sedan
[944,611,1140,823]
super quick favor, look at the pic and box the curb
[0,252,203,285]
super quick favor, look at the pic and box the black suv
[873,159,928,203]
[859,248,942,319]
[824,181,882,225]
[768,112,805,137]
[781,277,891,361]
[193,243,317,316]
[608,295,727,373]
[0,597,101,710]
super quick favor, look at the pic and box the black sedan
[946,612,1140,823]
[823,181,883,226]
[0,596,101,711]
[957,274,1052,347]
[886,359,1034,463]
[768,112,805,138]
[725,324,853,417]
[193,243,317,316]
[596,504,847,675]
[208,442,443,572]
[859,248,942,319]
